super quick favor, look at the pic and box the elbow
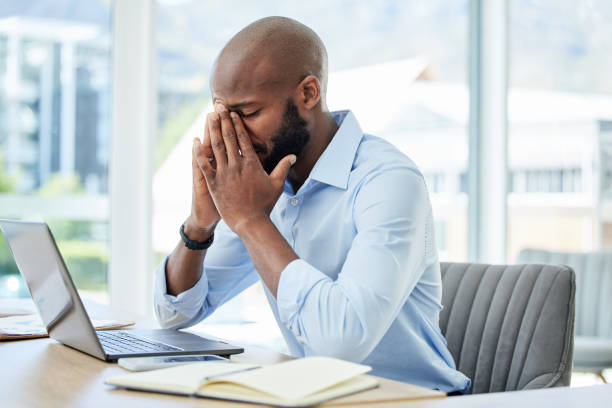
[154,305,185,329]
[311,341,372,363]
[301,314,376,363]
[283,280,390,362]
[307,334,375,363]
[154,302,202,330]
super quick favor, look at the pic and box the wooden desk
[1,302,611,407]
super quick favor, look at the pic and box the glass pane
[156,1,468,350]
[508,0,612,260]
[0,2,112,302]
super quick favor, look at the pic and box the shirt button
[290,198,299,206]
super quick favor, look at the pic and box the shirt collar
[307,110,363,190]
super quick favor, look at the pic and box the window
[154,1,469,351]
[510,168,583,193]
[600,121,612,199]
[0,2,112,301]
[508,0,612,260]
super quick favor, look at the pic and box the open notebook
[107,356,381,407]
[106,356,446,406]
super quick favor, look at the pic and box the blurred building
[0,16,110,194]
[1,15,611,262]
[153,58,612,263]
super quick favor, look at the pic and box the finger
[194,137,216,179]
[207,112,227,170]
[215,104,240,166]
[192,138,205,183]
[230,112,257,159]
[269,154,296,190]
[203,115,212,151]
[195,139,217,190]
[200,158,216,187]
[202,116,216,170]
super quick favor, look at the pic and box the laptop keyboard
[97,330,183,355]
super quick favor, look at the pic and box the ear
[296,75,321,110]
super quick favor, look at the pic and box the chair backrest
[517,249,612,338]
[439,262,575,394]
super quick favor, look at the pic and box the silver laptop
[0,219,243,361]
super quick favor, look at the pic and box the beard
[254,99,311,174]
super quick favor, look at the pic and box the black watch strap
[180,223,214,250]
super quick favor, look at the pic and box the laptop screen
[0,220,105,358]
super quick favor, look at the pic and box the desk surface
[1,301,611,408]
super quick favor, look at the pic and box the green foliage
[156,97,208,170]
[0,236,108,291]
[0,235,19,276]
[46,219,103,242]
[56,240,108,291]
[37,173,85,196]
[0,151,15,193]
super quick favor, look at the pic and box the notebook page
[210,356,371,400]
[106,362,258,394]
[199,375,378,407]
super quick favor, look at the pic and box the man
[154,16,470,393]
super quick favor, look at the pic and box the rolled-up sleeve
[153,256,210,329]
[276,168,431,362]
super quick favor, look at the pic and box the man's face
[258,99,310,174]
[211,56,311,173]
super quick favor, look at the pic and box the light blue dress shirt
[154,110,471,392]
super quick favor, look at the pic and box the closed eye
[238,109,261,119]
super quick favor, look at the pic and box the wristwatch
[179,223,214,250]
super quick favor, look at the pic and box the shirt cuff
[276,259,330,335]
[154,256,208,324]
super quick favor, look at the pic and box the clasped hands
[191,103,296,237]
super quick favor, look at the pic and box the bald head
[213,16,328,98]
[208,18,339,189]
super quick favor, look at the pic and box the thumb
[269,154,296,189]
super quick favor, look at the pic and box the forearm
[165,222,214,295]
[274,259,392,361]
[236,218,298,297]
